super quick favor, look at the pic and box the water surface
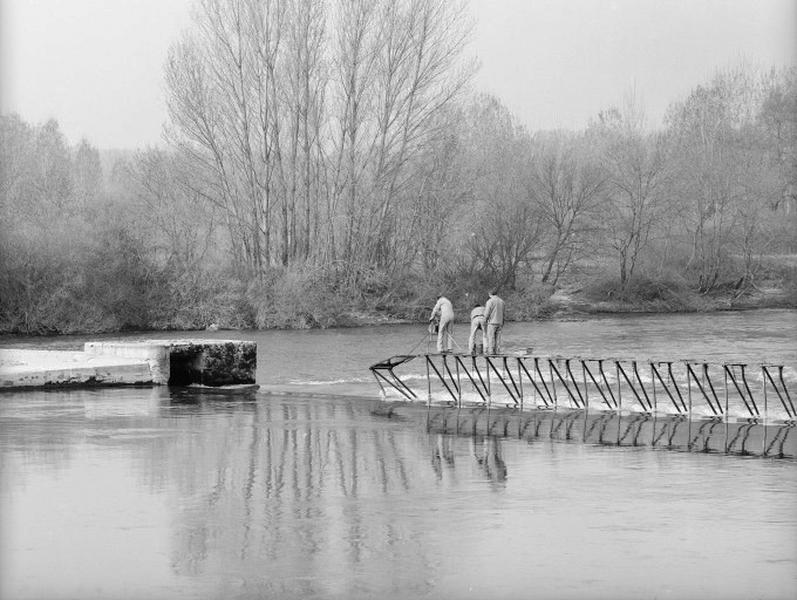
[1,310,796,599]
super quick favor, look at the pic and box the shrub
[582,273,698,311]
[504,284,557,320]
[248,265,355,329]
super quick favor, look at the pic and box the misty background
[1,0,795,334]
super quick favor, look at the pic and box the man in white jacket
[483,290,505,354]
[429,295,455,353]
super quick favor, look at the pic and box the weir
[370,352,797,459]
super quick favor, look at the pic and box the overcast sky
[2,0,795,149]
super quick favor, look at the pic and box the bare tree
[529,133,606,286]
[757,67,797,252]
[165,0,291,271]
[590,96,671,288]
[122,149,217,275]
[453,96,545,290]
[72,139,103,213]
[165,0,473,284]
[664,65,775,293]
[327,0,474,281]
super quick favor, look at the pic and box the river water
[1,310,796,599]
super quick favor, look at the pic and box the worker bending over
[468,304,485,355]
[429,295,455,353]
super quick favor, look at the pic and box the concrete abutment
[1,339,257,389]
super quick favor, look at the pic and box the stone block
[164,340,257,386]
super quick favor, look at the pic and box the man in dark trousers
[483,290,505,355]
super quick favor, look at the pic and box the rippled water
[1,310,796,599]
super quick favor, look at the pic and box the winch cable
[404,331,433,356]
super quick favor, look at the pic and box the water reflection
[2,387,797,599]
[426,399,797,460]
[158,396,523,590]
[472,435,508,485]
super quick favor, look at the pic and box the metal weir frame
[762,364,796,421]
[581,359,618,410]
[370,353,796,424]
[650,361,688,414]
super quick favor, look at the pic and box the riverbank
[543,282,797,319]
[2,289,794,337]
[331,288,797,328]
[1,267,794,336]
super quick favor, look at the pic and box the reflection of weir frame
[371,352,797,459]
[423,403,795,459]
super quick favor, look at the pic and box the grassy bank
[2,253,795,336]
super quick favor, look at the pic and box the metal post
[425,355,432,430]
[651,363,657,413]
[616,361,623,446]
[687,364,693,452]
[518,358,524,412]
[724,365,729,420]
[651,363,657,448]
[780,365,796,417]
[456,358,462,408]
[426,355,432,403]
[518,359,524,438]
[455,359,462,435]
[762,368,768,457]
[724,370,730,454]
[485,356,491,406]
[373,371,387,398]
[582,361,589,443]
[582,360,589,410]
[550,360,557,438]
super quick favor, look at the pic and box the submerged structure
[371,352,797,459]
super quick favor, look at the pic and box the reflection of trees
[162,395,441,594]
[157,395,523,594]
[147,393,797,594]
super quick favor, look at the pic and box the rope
[449,333,465,352]
[405,331,432,356]
[406,319,471,355]
[426,325,465,354]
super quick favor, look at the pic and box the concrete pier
[0,339,257,390]
[0,349,154,389]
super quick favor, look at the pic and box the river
[1,310,796,599]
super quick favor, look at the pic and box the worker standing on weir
[483,290,505,354]
[429,295,455,353]
[468,303,485,355]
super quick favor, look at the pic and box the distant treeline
[1,0,795,334]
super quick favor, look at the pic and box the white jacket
[430,296,454,322]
